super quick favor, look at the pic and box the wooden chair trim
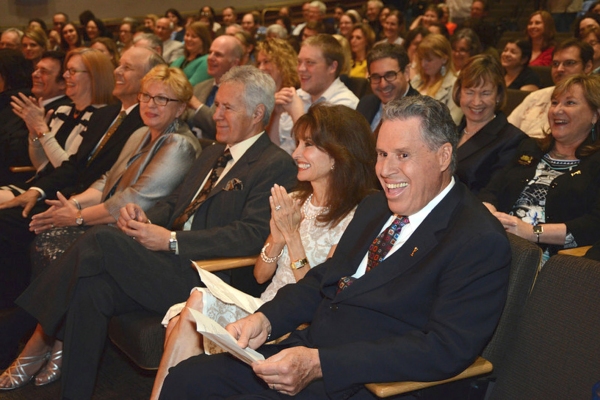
[364,356,493,398]
[193,256,258,272]
[9,166,36,173]
[557,246,592,257]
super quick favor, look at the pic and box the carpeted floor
[0,342,156,400]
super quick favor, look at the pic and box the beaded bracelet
[260,243,284,263]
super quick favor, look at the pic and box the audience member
[144,14,158,31]
[438,3,457,35]
[133,32,163,55]
[409,4,442,31]
[452,54,527,194]
[21,27,48,67]
[582,25,600,74]
[165,8,185,42]
[158,94,511,400]
[450,28,482,72]
[292,2,312,37]
[151,103,377,400]
[269,34,359,154]
[357,43,419,131]
[199,6,222,36]
[27,18,47,33]
[242,13,262,42]
[332,3,346,32]
[186,35,243,139]
[52,12,68,34]
[574,13,600,39]
[332,34,352,76]
[155,17,184,63]
[85,18,110,44]
[0,28,23,50]
[349,23,376,78]
[377,10,405,46]
[509,39,593,138]
[7,65,296,399]
[221,6,237,27]
[233,30,257,66]
[266,24,287,40]
[527,11,556,67]
[301,21,325,42]
[411,33,463,124]
[365,0,384,38]
[404,26,429,80]
[501,38,541,91]
[118,20,136,55]
[91,37,120,68]
[481,74,600,262]
[60,23,83,52]
[170,22,211,86]
[338,12,358,41]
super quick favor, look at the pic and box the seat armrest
[9,166,36,173]
[557,246,592,257]
[364,356,493,397]
[193,255,258,272]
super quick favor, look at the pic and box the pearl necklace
[302,194,328,220]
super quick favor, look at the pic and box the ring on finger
[50,223,54,228]
[275,205,281,211]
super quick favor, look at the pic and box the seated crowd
[0,0,599,398]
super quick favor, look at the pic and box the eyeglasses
[368,70,402,84]
[551,60,581,68]
[65,68,88,76]
[453,47,471,54]
[138,92,180,106]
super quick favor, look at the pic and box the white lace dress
[161,198,355,353]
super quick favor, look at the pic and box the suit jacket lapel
[98,105,143,158]
[333,183,463,302]
[457,114,506,162]
[204,134,270,202]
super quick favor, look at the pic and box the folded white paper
[188,308,265,365]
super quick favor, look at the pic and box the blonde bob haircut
[23,27,49,50]
[141,64,193,103]
[65,48,116,105]
[256,38,299,88]
[452,54,506,110]
[416,33,454,79]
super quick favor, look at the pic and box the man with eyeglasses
[508,39,593,138]
[269,34,358,154]
[357,43,419,132]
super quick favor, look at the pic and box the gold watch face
[533,225,543,234]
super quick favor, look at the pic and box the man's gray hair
[266,24,287,39]
[4,28,24,40]
[133,33,163,53]
[310,1,326,14]
[382,96,458,172]
[220,66,276,127]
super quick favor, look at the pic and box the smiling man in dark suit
[159,95,511,400]
[15,66,296,399]
[357,43,418,132]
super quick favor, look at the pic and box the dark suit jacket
[456,112,527,194]
[147,133,297,265]
[259,183,511,398]
[356,85,419,126]
[479,137,600,249]
[32,103,144,199]
[189,78,217,140]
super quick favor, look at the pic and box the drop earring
[440,64,447,77]
[592,123,597,142]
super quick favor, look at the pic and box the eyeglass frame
[551,59,581,68]
[64,68,89,76]
[368,69,403,84]
[137,92,181,106]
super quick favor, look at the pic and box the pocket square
[223,178,243,191]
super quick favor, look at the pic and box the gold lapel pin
[411,247,418,257]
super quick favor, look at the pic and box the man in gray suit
[16,66,297,399]
[187,35,244,139]
[155,17,184,63]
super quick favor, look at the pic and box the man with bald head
[187,35,244,139]
[154,17,184,63]
[0,28,23,50]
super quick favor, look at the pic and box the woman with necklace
[479,74,600,262]
[452,54,526,194]
[149,103,378,399]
